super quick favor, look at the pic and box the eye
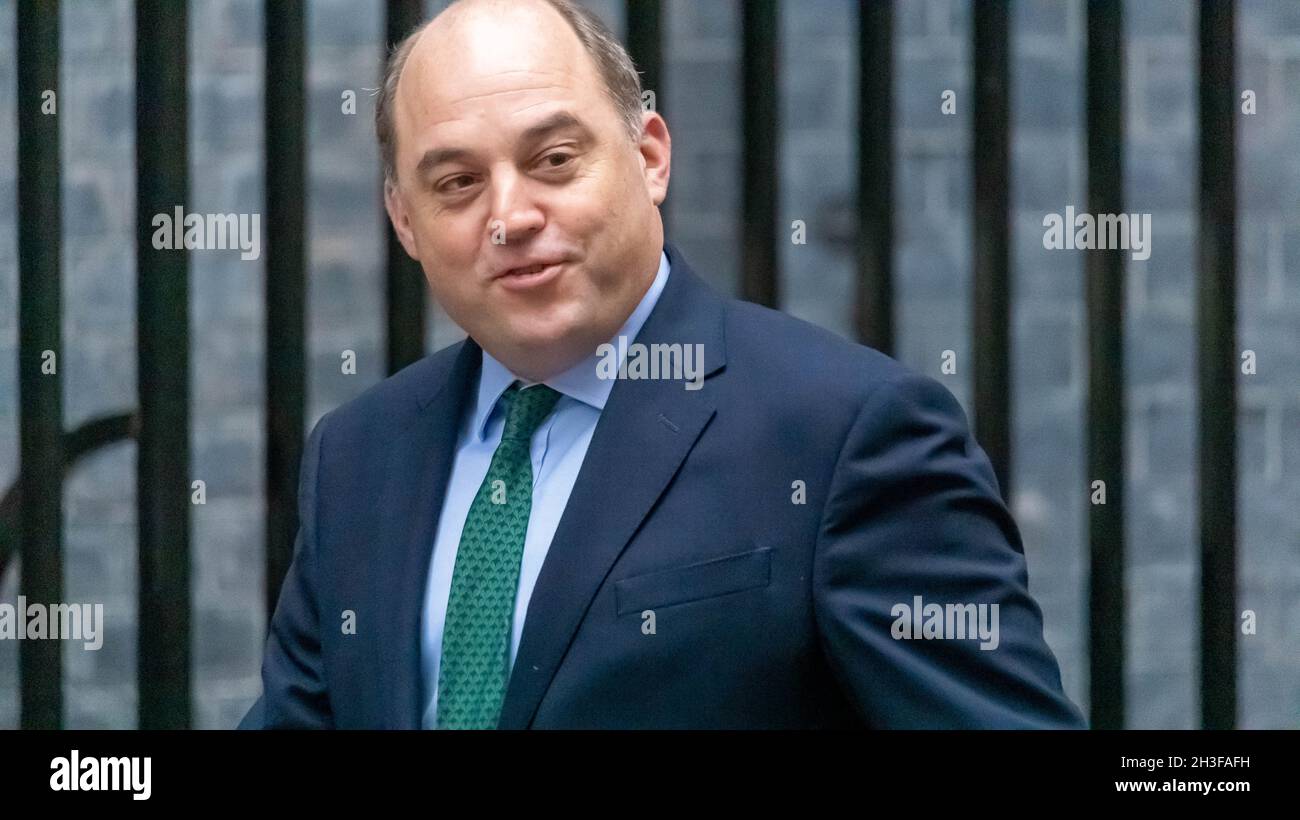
[540,151,573,169]
[439,174,476,193]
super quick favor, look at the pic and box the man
[240,0,1086,729]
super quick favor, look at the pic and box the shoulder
[310,339,470,443]
[719,296,948,411]
[704,296,976,477]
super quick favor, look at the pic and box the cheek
[420,270,460,315]
[565,158,630,221]
[586,164,651,250]
[411,208,484,286]
[421,212,477,259]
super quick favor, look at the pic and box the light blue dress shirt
[421,250,671,728]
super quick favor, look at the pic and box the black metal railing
[16,0,63,731]
[264,0,307,640]
[1196,0,1238,732]
[385,0,428,374]
[1085,0,1127,732]
[4,0,1242,730]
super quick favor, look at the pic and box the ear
[638,110,671,207]
[383,178,420,260]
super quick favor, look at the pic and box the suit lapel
[374,340,481,728]
[497,244,728,729]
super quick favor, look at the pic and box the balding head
[377,0,672,383]
[377,0,644,189]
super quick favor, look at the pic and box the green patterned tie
[436,381,563,729]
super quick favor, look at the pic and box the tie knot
[499,382,562,442]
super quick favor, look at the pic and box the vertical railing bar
[856,0,893,354]
[1085,0,1126,730]
[265,0,308,621]
[741,0,779,307]
[16,0,64,730]
[625,0,665,228]
[972,0,1012,497]
[385,0,427,373]
[136,0,191,728]
[1197,0,1238,730]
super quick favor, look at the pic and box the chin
[509,301,590,341]
[487,317,576,361]
[515,323,584,356]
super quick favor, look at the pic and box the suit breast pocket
[613,547,773,616]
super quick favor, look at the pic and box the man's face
[385,0,671,381]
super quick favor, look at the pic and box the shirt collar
[470,249,671,441]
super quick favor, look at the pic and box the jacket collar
[469,248,673,440]
[377,239,727,728]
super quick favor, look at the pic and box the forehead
[396,2,604,137]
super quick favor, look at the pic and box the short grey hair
[376,0,645,188]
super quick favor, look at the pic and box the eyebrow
[414,111,593,178]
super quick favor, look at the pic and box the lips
[497,260,563,279]
[494,260,565,291]
[504,263,548,277]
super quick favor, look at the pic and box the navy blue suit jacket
[239,241,1086,729]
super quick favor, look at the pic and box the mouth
[495,261,565,291]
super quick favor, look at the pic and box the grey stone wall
[0,0,1295,729]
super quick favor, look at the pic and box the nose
[488,166,544,245]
